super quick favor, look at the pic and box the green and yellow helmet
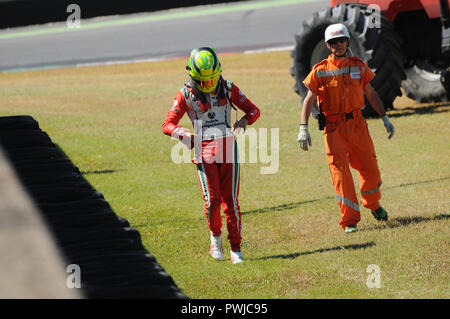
[186,47,222,93]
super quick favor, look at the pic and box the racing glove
[297,124,311,151]
[172,127,195,149]
[382,115,395,139]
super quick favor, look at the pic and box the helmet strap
[338,39,349,57]
[186,78,208,110]
[216,76,225,99]
[328,39,349,58]
[335,49,347,57]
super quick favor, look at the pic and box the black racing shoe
[371,206,389,221]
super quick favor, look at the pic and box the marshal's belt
[325,109,361,122]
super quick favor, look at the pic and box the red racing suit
[162,78,260,251]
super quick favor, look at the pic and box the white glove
[297,124,311,151]
[172,127,194,149]
[180,133,194,149]
[382,115,395,139]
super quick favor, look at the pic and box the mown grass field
[0,51,448,298]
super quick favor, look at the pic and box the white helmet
[324,23,350,42]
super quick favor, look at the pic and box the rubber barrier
[0,130,52,149]
[0,115,187,299]
[6,146,66,161]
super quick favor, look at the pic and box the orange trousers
[323,111,382,228]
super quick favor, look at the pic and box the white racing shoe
[230,250,244,264]
[210,235,224,260]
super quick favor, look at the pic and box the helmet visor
[194,76,219,93]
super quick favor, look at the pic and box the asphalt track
[0,0,328,72]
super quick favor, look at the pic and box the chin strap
[186,78,210,111]
[331,39,349,58]
[335,46,348,58]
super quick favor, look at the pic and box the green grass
[0,51,449,298]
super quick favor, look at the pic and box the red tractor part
[290,0,450,118]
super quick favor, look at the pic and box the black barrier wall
[0,0,244,28]
[0,115,188,299]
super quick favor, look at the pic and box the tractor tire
[401,60,448,103]
[290,3,406,118]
